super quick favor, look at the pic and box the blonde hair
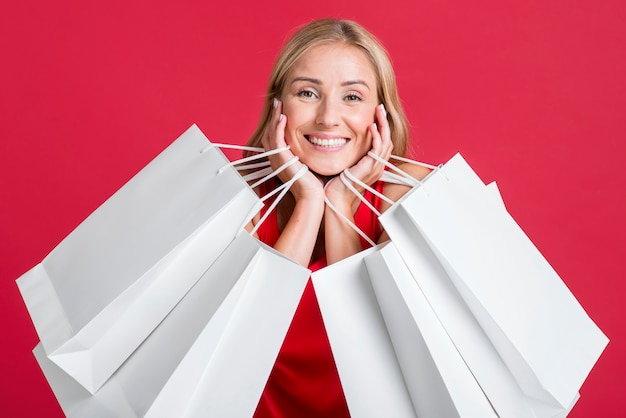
[246,18,410,157]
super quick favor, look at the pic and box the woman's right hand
[261,99,324,202]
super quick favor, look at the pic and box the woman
[245,18,428,417]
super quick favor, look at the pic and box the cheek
[281,103,317,146]
[361,104,377,124]
[349,110,375,136]
[281,102,302,134]
[281,97,306,120]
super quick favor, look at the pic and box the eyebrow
[291,77,370,89]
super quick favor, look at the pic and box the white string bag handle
[202,142,308,237]
[325,152,440,247]
[249,165,309,236]
[211,143,304,186]
[369,151,444,196]
[200,142,306,237]
[200,143,265,157]
[379,170,416,186]
[342,152,434,217]
[367,151,440,185]
[248,157,300,189]
[340,170,393,218]
[215,144,290,175]
[323,177,378,248]
[223,145,303,193]
[203,142,302,200]
[387,154,439,170]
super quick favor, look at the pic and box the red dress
[253,182,385,418]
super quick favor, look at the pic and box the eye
[344,93,363,102]
[297,89,317,99]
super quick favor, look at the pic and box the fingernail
[273,98,279,109]
[279,114,284,121]
[373,122,378,131]
[379,103,387,118]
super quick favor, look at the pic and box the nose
[315,98,340,128]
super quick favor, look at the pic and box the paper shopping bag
[380,153,608,415]
[18,124,262,393]
[314,166,499,417]
[311,246,417,418]
[342,160,540,416]
[380,188,570,417]
[33,231,310,417]
[364,241,497,418]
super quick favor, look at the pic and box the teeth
[307,136,347,148]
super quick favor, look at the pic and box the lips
[305,135,348,148]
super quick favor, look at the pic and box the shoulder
[380,162,431,213]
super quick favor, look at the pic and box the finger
[272,98,283,123]
[265,98,288,150]
[377,104,393,158]
[369,121,390,170]
[274,112,288,149]
[261,99,279,149]
[369,121,383,157]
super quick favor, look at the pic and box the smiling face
[280,42,379,176]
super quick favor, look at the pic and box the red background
[1,0,624,416]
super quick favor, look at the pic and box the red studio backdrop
[1,1,624,416]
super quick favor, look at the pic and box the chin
[304,160,347,177]
[306,157,363,177]
[306,166,338,177]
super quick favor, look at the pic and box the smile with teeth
[306,135,348,148]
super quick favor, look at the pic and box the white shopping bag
[365,241,497,418]
[18,124,262,393]
[33,231,310,418]
[340,166,534,417]
[311,246,417,418]
[366,240,579,418]
[380,153,608,416]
